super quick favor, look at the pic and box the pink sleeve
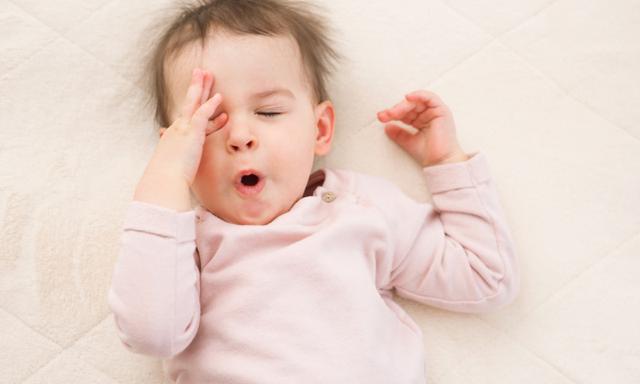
[107,201,201,358]
[369,152,519,313]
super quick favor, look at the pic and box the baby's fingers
[405,90,445,109]
[192,93,224,133]
[377,100,416,122]
[180,68,205,119]
[200,71,215,105]
[206,112,228,135]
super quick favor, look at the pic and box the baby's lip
[233,169,265,196]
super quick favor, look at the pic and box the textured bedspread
[1,0,639,383]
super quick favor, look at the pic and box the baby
[108,0,519,383]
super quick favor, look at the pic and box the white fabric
[1,0,639,383]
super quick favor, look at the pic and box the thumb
[205,112,228,135]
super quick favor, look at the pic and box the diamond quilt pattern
[1,0,639,383]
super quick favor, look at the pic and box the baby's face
[164,32,334,225]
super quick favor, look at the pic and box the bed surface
[1,0,639,382]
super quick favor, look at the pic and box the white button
[321,191,337,203]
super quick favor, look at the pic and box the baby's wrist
[134,164,193,212]
[424,151,469,167]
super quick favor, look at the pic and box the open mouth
[241,174,260,186]
[234,170,265,196]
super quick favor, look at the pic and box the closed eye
[256,111,282,118]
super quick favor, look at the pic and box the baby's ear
[159,127,166,138]
[313,100,335,156]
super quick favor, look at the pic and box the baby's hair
[136,0,343,129]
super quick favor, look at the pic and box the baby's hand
[153,68,227,187]
[377,90,469,167]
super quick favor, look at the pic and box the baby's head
[140,0,342,225]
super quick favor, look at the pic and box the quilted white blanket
[1,0,639,383]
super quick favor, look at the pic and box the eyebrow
[249,87,295,100]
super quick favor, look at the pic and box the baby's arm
[107,69,223,358]
[107,201,201,358]
[370,153,519,313]
[372,91,519,312]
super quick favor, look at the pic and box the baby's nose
[226,127,258,152]
[228,138,256,152]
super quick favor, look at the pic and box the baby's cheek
[196,143,223,177]
[202,134,225,154]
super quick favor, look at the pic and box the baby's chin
[206,200,294,226]
[225,213,277,226]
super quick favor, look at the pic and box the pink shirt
[107,151,519,383]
